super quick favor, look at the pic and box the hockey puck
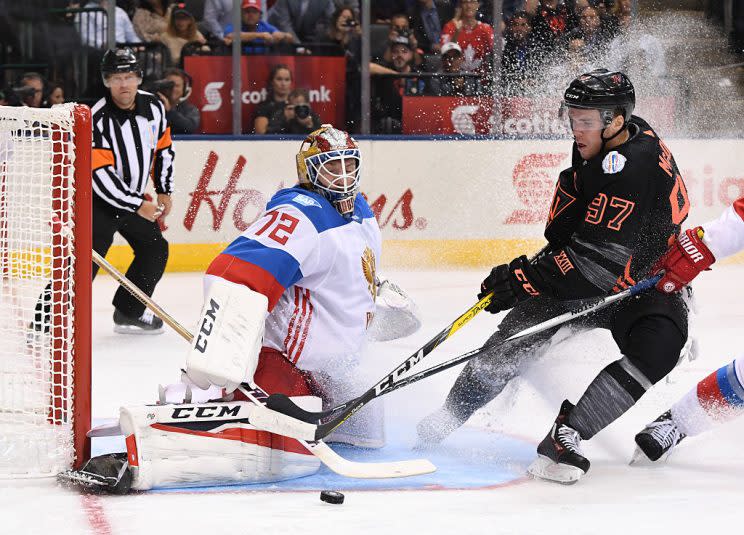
[319,490,344,504]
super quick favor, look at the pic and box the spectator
[202,0,232,40]
[500,10,539,95]
[132,0,169,43]
[440,0,494,75]
[76,0,142,48]
[530,0,569,54]
[159,67,200,134]
[266,88,322,134]
[565,6,609,57]
[372,35,420,133]
[223,0,293,53]
[607,9,666,80]
[160,5,208,64]
[44,80,65,106]
[380,13,423,66]
[372,0,409,23]
[566,0,590,31]
[18,72,44,108]
[322,5,361,49]
[253,64,293,134]
[409,0,453,55]
[268,0,334,43]
[320,6,363,132]
[429,42,479,96]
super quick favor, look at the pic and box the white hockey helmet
[296,124,361,219]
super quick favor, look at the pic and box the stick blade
[309,442,436,478]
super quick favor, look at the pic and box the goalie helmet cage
[0,103,92,478]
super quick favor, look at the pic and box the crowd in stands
[1,0,679,135]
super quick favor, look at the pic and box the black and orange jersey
[526,115,689,299]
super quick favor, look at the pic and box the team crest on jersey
[602,151,626,174]
[292,193,322,208]
[362,246,377,301]
[362,246,377,328]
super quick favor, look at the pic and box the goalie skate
[58,453,132,495]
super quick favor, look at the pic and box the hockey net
[0,104,92,478]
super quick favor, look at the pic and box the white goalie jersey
[205,186,384,372]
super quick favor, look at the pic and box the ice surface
[3,266,743,534]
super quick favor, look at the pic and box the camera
[294,104,311,119]
[343,19,358,28]
[396,28,411,38]
[146,79,176,99]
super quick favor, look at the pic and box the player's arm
[655,197,744,293]
[152,100,175,197]
[91,122,145,211]
[543,167,585,249]
[481,166,653,311]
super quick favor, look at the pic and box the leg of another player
[416,297,571,447]
[635,355,744,462]
[111,214,169,333]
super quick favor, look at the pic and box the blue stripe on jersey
[267,187,375,233]
[222,236,303,290]
[717,364,744,407]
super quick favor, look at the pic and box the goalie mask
[296,125,361,219]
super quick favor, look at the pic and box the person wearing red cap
[223,0,293,51]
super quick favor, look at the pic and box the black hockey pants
[443,290,689,423]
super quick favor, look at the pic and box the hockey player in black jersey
[417,69,691,483]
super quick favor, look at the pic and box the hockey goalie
[61,125,421,493]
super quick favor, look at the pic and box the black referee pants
[91,197,169,317]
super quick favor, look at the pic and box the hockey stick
[261,274,663,442]
[259,289,494,423]
[260,246,549,427]
[53,218,435,479]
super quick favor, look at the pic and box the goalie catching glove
[654,227,715,294]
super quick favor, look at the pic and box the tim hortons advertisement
[184,56,346,134]
[109,139,744,271]
[402,96,676,136]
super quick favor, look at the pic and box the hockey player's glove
[479,255,541,314]
[654,227,715,294]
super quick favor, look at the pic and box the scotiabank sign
[184,56,346,134]
[402,96,676,136]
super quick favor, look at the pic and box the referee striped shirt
[91,90,175,212]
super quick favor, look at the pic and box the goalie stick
[52,218,435,479]
[260,274,663,442]
[258,246,550,431]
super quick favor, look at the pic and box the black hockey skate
[113,308,164,334]
[632,410,686,464]
[527,400,590,484]
[58,453,132,494]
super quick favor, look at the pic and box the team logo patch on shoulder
[292,194,322,208]
[602,151,626,174]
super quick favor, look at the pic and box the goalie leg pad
[120,398,321,490]
[186,276,268,393]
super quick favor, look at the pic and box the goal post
[0,103,92,478]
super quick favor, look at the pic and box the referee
[90,47,175,333]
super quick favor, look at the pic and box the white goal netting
[0,104,90,478]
